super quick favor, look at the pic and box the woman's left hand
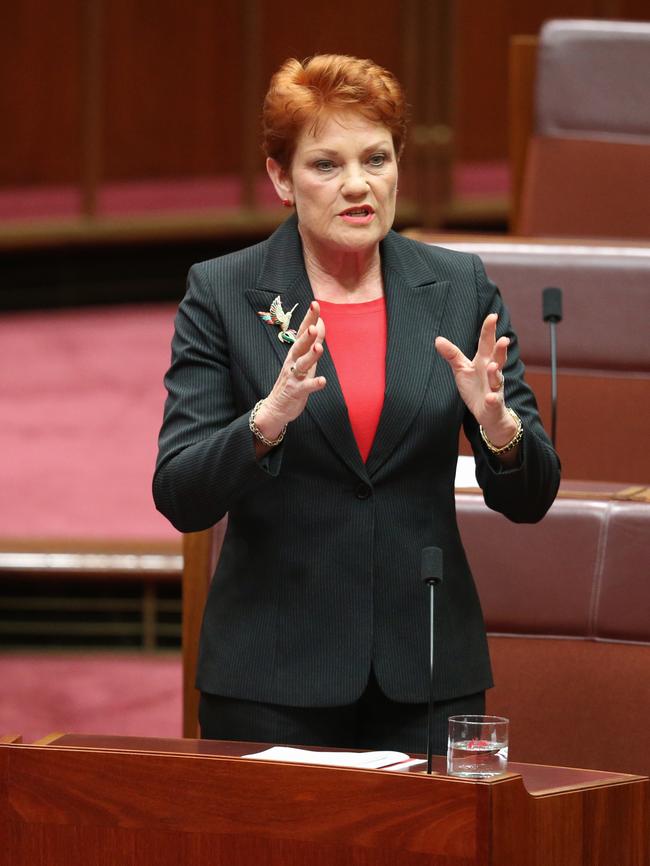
[435,313,518,447]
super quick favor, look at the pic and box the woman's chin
[317,224,388,255]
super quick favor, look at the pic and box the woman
[154,55,560,754]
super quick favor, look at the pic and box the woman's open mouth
[339,205,375,224]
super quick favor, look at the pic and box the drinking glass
[447,715,509,778]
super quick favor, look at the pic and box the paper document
[242,746,410,769]
[455,455,479,489]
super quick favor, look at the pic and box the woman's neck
[300,230,384,303]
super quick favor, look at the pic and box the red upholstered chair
[516,19,650,240]
[457,490,650,777]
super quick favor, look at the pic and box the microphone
[541,287,563,448]
[542,286,563,323]
[421,546,443,586]
[421,547,443,773]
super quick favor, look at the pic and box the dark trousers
[200,668,485,755]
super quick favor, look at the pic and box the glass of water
[447,715,509,778]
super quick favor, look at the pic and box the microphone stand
[549,318,559,448]
[542,287,563,450]
[421,547,443,775]
[426,579,437,774]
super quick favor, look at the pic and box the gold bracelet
[249,400,287,448]
[480,407,523,455]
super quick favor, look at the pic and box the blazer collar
[245,217,451,482]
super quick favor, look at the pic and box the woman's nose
[341,166,369,195]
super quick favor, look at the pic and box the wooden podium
[0,734,647,866]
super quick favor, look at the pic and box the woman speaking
[154,54,560,753]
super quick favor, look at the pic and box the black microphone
[541,287,563,448]
[542,286,563,323]
[421,547,443,773]
[421,546,443,586]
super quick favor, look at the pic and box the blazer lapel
[245,217,369,482]
[365,234,451,478]
[245,215,313,372]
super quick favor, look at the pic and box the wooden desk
[1,734,647,866]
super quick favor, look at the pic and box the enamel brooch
[257,295,298,344]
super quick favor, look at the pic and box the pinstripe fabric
[153,215,560,706]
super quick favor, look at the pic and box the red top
[318,297,387,462]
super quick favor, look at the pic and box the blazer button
[355,483,372,500]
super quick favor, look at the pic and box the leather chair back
[517,19,650,239]
[457,491,650,776]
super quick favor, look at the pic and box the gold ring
[492,372,504,392]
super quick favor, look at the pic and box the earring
[282,199,293,208]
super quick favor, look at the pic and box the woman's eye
[368,153,386,167]
[315,160,335,172]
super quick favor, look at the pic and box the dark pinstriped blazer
[153,215,560,706]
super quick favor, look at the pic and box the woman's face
[268,111,398,257]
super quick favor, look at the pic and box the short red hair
[262,54,408,170]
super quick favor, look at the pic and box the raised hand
[253,301,327,448]
[435,313,518,449]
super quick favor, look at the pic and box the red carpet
[0,652,182,742]
[0,304,179,542]
[0,308,187,743]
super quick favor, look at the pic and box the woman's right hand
[252,301,327,447]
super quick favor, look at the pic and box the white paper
[382,758,428,771]
[242,746,410,769]
[454,455,479,489]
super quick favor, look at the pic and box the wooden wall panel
[103,0,243,178]
[2,1,649,188]
[0,0,83,185]
[259,0,402,83]
[102,0,404,181]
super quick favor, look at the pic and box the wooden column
[182,522,227,737]
[401,0,454,228]
[508,36,538,232]
[241,0,263,211]
[80,0,104,218]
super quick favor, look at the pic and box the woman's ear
[266,157,293,206]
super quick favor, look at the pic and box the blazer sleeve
[152,262,283,532]
[464,254,561,523]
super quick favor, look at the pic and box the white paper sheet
[454,455,479,489]
[242,746,410,769]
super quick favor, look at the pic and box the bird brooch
[257,295,298,344]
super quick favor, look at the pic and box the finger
[488,361,504,393]
[435,336,470,372]
[477,313,498,358]
[314,312,326,345]
[296,301,319,338]
[289,363,309,380]
[302,374,327,393]
[289,338,323,379]
[484,388,503,408]
[492,335,509,369]
[287,364,326,391]
[288,323,319,364]
[301,301,326,346]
